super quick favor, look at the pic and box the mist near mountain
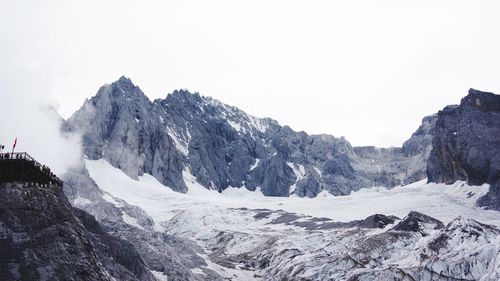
[0,48,81,175]
[3,1,500,147]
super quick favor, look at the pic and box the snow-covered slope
[85,159,500,227]
[83,158,500,280]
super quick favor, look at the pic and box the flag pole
[12,137,17,158]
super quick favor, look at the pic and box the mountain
[56,78,500,280]
[427,88,500,210]
[66,76,435,197]
[0,181,155,281]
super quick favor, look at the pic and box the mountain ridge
[66,76,435,198]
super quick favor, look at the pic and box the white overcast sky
[1,0,500,149]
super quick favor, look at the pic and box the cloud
[0,1,82,174]
[0,70,82,174]
[2,0,500,149]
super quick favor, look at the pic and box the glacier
[81,158,500,280]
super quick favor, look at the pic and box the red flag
[13,137,17,149]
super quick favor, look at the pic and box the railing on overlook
[0,152,63,187]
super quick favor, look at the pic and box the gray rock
[73,208,156,281]
[66,76,187,192]
[427,88,500,210]
[0,182,154,281]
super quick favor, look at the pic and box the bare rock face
[427,89,500,210]
[66,76,187,192]
[66,76,436,197]
[73,209,157,281]
[0,182,155,281]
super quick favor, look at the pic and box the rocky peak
[167,89,202,102]
[109,76,149,102]
[84,77,150,116]
[117,75,133,86]
[462,88,500,112]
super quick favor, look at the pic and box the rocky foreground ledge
[0,182,155,281]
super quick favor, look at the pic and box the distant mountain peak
[90,76,149,105]
[67,77,440,197]
[117,75,133,84]
[166,88,203,105]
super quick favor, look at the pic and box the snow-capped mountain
[55,77,500,280]
[66,76,435,197]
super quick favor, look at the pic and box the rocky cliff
[0,182,155,281]
[66,76,435,197]
[427,89,500,210]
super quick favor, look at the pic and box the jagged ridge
[66,76,435,197]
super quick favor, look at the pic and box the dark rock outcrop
[427,89,500,210]
[73,209,156,281]
[392,211,444,236]
[0,182,155,281]
[357,214,399,229]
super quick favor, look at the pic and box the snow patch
[249,158,260,171]
[122,213,145,230]
[287,162,306,195]
[102,192,123,207]
[227,120,242,132]
[150,270,168,281]
[189,268,205,275]
[183,168,218,197]
[313,166,322,177]
[73,196,92,206]
[166,127,189,156]
[247,115,267,133]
